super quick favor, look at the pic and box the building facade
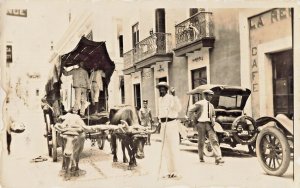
[122,8,242,118]
[49,6,124,112]
[239,8,293,119]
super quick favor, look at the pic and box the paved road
[0,108,295,188]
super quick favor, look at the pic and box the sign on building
[6,45,13,63]
[7,9,27,17]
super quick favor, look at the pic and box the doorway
[271,50,293,118]
[134,83,141,110]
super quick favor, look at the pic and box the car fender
[256,114,293,135]
[213,122,224,133]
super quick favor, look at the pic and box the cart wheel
[52,127,58,162]
[47,137,52,157]
[204,137,214,157]
[44,114,52,157]
[256,126,290,176]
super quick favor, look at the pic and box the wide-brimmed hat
[156,82,169,89]
[203,89,214,95]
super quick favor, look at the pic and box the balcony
[123,32,173,74]
[173,12,215,57]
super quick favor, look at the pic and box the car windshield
[218,95,242,109]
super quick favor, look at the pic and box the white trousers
[160,119,180,174]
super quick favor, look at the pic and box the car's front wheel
[256,126,290,176]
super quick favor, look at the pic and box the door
[191,67,207,103]
[134,83,141,110]
[272,50,293,118]
[132,23,139,50]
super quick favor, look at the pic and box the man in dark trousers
[187,89,224,165]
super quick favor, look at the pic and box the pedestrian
[90,69,105,115]
[62,62,90,117]
[156,82,182,179]
[139,100,153,145]
[187,89,224,165]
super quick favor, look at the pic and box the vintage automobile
[183,84,258,156]
[255,114,293,176]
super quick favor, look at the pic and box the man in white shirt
[156,82,182,179]
[187,89,224,165]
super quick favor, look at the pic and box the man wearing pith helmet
[187,89,224,165]
[156,81,182,179]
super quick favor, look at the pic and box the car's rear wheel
[256,126,290,176]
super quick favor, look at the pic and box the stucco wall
[124,74,133,106]
[209,9,241,86]
[141,68,156,115]
[169,56,189,118]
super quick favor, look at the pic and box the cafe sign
[7,9,27,17]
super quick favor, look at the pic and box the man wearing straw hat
[156,81,182,179]
[187,89,224,165]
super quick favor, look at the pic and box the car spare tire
[231,115,258,145]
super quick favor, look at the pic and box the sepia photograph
[0,0,299,187]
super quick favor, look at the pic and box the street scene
[0,107,294,188]
[0,1,299,188]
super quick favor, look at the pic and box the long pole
[157,117,168,180]
[157,95,170,180]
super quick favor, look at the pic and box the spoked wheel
[44,113,52,157]
[204,137,214,157]
[256,126,290,176]
[51,126,58,162]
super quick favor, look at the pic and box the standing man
[187,89,224,165]
[139,100,153,145]
[62,62,90,117]
[90,69,105,115]
[156,82,182,179]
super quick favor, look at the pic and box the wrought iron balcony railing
[123,32,172,70]
[175,12,214,48]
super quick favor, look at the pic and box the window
[119,35,123,57]
[189,8,205,17]
[134,83,141,110]
[132,23,139,49]
[155,9,165,33]
[272,50,293,118]
[218,95,242,109]
[6,45,12,63]
[36,89,39,96]
[191,67,207,102]
[158,77,167,83]
[120,76,125,104]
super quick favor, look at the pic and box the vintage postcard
[0,0,299,187]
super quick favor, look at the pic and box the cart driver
[62,62,90,117]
